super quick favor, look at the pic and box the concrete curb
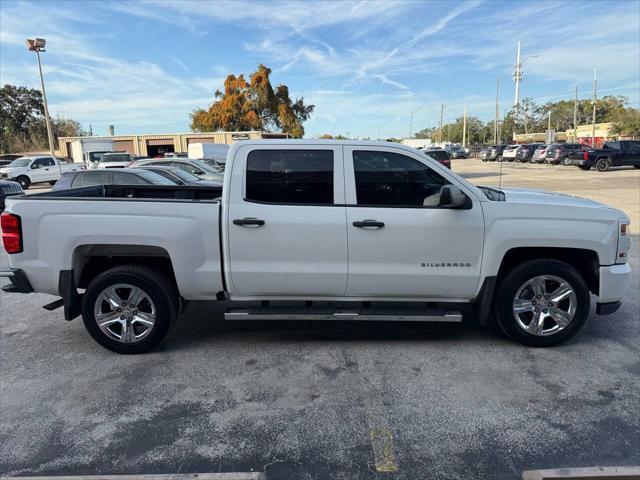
[2,474,265,480]
[522,466,640,480]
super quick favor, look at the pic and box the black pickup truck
[566,140,640,171]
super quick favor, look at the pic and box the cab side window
[353,150,449,207]
[246,150,334,205]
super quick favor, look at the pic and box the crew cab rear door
[225,145,347,296]
[343,146,484,299]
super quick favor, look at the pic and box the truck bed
[4,184,225,300]
[21,184,223,201]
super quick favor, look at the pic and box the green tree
[611,108,640,137]
[191,64,314,138]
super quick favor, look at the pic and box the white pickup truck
[0,155,84,190]
[0,140,631,353]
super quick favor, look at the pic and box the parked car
[130,158,225,183]
[515,144,544,163]
[502,144,522,162]
[449,147,467,159]
[423,149,451,168]
[530,144,549,163]
[565,140,640,171]
[545,144,591,165]
[0,180,23,212]
[479,145,507,161]
[137,165,222,186]
[96,152,135,169]
[0,154,23,163]
[0,156,84,189]
[0,159,14,168]
[1,140,631,353]
[52,168,177,190]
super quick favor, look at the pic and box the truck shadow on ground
[166,300,506,350]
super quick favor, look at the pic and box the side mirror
[438,185,469,209]
[31,164,40,170]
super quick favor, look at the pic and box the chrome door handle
[233,218,265,227]
[353,220,385,228]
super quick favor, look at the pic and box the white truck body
[69,139,115,164]
[187,143,230,164]
[1,140,632,352]
[0,155,84,190]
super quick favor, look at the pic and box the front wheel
[82,265,178,354]
[496,155,503,162]
[596,158,611,172]
[16,176,30,190]
[494,259,590,347]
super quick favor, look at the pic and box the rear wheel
[16,176,30,190]
[596,158,611,172]
[82,265,178,354]
[494,259,590,347]
[496,155,503,162]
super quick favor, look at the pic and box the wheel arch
[497,247,599,294]
[72,244,178,292]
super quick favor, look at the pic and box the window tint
[113,172,147,185]
[353,150,449,207]
[82,171,110,186]
[425,150,449,161]
[246,149,334,204]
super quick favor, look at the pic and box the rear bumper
[0,268,34,293]
[598,263,631,308]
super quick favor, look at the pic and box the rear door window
[246,150,334,205]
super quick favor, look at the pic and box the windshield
[88,151,108,162]
[134,170,177,185]
[190,159,219,173]
[7,157,32,167]
[100,154,130,163]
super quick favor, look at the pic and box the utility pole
[591,65,597,148]
[439,104,444,144]
[548,111,551,131]
[494,76,500,144]
[462,105,467,148]
[513,40,522,115]
[573,86,578,142]
[26,38,55,157]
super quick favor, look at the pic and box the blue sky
[1,0,638,138]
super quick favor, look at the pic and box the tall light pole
[494,76,500,144]
[512,41,538,117]
[26,38,55,157]
[591,65,597,148]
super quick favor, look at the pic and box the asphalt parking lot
[1,160,639,479]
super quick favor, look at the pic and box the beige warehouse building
[57,130,290,159]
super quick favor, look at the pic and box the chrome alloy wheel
[93,283,156,343]
[512,275,577,336]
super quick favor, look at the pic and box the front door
[30,157,55,183]
[343,146,484,299]
[226,146,348,297]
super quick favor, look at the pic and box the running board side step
[225,307,462,322]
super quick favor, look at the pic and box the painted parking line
[3,474,266,480]
[369,428,399,473]
[354,348,400,474]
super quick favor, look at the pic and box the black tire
[82,265,179,354]
[595,157,610,172]
[494,259,590,347]
[633,165,640,169]
[496,155,503,162]
[16,176,30,190]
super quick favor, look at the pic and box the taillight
[583,151,589,160]
[1,212,23,254]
